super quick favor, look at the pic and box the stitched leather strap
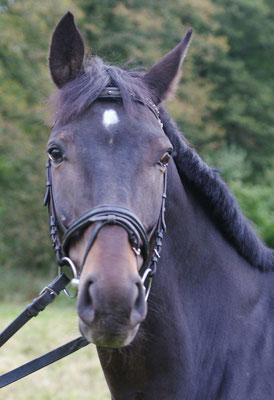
[0,273,70,347]
[0,273,89,388]
[62,205,150,263]
[0,336,89,388]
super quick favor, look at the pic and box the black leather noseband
[62,205,150,269]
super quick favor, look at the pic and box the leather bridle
[44,87,168,300]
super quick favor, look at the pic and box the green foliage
[0,0,81,271]
[231,181,274,249]
[205,145,252,182]
[206,146,274,247]
[210,0,274,180]
[79,0,228,149]
[0,267,48,302]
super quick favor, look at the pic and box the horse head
[47,12,192,348]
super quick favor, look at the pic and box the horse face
[48,13,191,347]
[48,101,171,347]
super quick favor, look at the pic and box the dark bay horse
[47,12,274,399]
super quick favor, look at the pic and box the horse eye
[48,147,63,163]
[159,151,171,166]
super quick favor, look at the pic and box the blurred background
[0,0,274,296]
[0,1,273,398]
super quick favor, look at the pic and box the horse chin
[78,319,140,348]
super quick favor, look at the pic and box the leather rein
[0,87,168,387]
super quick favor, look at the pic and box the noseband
[44,87,168,301]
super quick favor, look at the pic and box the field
[0,300,110,399]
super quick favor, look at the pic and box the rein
[0,87,167,387]
[0,273,89,388]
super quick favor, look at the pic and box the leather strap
[0,273,70,347]
[0,336,89,388]
[62,205,150,264]
[99,87,162,125]
[0,273,90,388]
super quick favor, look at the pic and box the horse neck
[147,160,267,394]
[161,159,262,330]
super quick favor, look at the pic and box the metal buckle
[59,257,80,298]
[39,286,58,297]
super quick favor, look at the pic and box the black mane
[51,57,274,271]
[160,107,274,271]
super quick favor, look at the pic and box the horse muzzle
[77,274,147,347]
[75,225,148,347]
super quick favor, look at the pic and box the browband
[99,87,163,127]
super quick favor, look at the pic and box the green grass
[0,301,110,399]
[0,267,57,303]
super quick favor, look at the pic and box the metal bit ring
[59,257,80,298]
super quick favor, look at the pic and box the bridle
[0,87,169,388]
[44,87,168,300]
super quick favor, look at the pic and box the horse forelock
[49,56,151,126]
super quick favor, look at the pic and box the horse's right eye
[48,147,63,163]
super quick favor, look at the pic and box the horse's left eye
[48,147,63,163]
[159,151,171,166]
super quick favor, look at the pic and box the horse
[47,12,274,399]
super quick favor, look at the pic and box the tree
[0,0,81,270]
[79,0,227,148]
[210,0,274,180]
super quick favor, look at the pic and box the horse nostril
[77,281,95,326]
[78,277,147,329]
[130,281,147,327]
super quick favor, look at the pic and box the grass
[0,300,110,399]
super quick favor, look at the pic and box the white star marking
[103,109,119,129]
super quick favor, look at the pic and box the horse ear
[143,28,193,104]
[49,12,85,88]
